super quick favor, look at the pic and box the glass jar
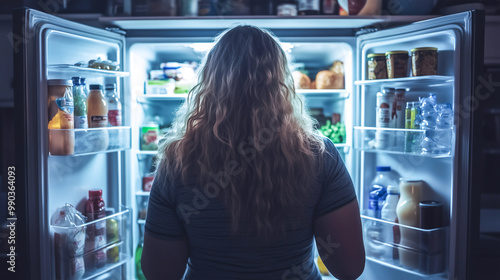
[367,53,387,80]
[411,47,438,76]
[386,51,409,79]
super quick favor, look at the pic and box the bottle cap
[376,166,391,172]
[89,84,103,90]
[105,83,117,90]
[89,189,103,199]
[48,79,73,87]
[71,77,81,85]
[387,184,399,194]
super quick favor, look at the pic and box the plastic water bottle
[434,103,454,154]
[381,184,401,261]
[368,166,398,218]
[420,94,439,154]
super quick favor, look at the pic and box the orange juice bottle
[87,85,108,128]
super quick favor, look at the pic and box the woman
[142,25,364,280]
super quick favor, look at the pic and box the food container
[367,53,387,80]
[48,79,75,155]
[386,51,409,79]
[411,47,438,76]
[140,124,159,150]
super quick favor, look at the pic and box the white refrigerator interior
[15,8,482,280]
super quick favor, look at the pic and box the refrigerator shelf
[49,126,131,156]
[135,191,150,197]
[138,219,146,225]
[136,150,158,156]
[137,94,188,103]
[361,215,448,277]
[48,64,130,77]
[297,89,349,100]
[354,75,454,88]
[353,126,454,158]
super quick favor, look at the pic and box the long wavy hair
[157,25,325,238]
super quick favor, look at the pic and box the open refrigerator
[13,8,484,280]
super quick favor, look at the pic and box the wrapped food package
[315,70,344,89]
[51,204,87,280]
[292,71,311,89]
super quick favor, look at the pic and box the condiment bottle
[104,83,122,126]
[87,85,108,128]
[396,179,423,269]
[85,189,107,269]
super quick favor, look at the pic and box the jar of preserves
[411,47,438,76]
[367,53,387,80]
[386,51,409,79]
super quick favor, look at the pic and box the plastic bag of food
[51,204,87,280]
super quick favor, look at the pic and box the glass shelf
[135,191,151,197]
[49,126,131,156]
[353,126,454,158]
[361,215,448,277]
[48,64,130,77]
[297,89,349,100]
[136,150,158,156]
[137,94,188,103]
[50,208,131,280]
[138,219,146,225]
[354,76,453,88]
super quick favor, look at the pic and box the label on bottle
[376,103,392,127]
[299,0,320,11]
[108,110,122,126]
[74,115,88,129]
[90,115,108,128]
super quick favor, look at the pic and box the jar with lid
[367,53,387,80]
[411,47,438,76]
[386,51,409,79]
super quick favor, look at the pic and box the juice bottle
[85,189,107,269]
[87,85,108,128]
[105,83,122,126]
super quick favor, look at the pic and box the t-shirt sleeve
[315,138,357,219]
[145,174,187,240]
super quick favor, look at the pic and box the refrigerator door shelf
[353,126,454,158]
[361,215,449,278]
[48,64,130,77]
[50,207,131,280]
[354,75,454,89]
[49,126,132,157]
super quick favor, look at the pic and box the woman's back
[145,138,356,279]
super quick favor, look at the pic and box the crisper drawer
[50,208,131,280]
[361,215,448,277]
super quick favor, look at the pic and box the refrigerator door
[13,8,130,280]
[355,11,484,280]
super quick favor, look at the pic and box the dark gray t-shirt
[145,137,356,280]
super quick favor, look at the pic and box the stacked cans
[375,87,406,149]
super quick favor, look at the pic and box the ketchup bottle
[85,189,107,269]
